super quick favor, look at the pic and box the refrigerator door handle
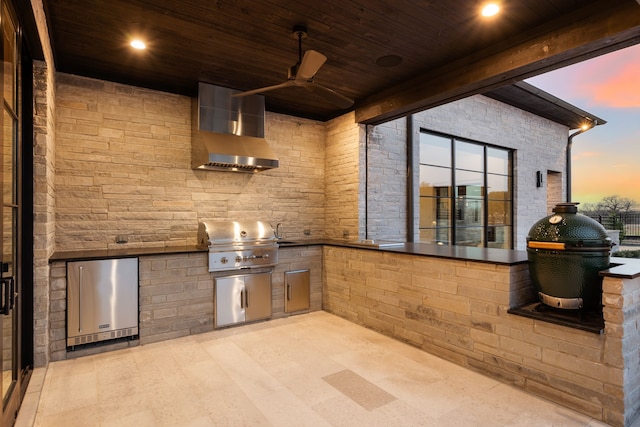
[78,266,84,332]
[245,288,249,308]
[9,276,15,310]
[1,277,13,315]
[286,283,291,301]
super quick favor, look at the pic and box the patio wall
[323,246,639,426]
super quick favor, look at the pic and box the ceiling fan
[234,25,354,109]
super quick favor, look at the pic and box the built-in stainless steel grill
[198,220,279,272]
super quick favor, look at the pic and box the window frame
[417,129,514,249]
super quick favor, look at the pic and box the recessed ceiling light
[481,3,500,17]
[130,39,146,50]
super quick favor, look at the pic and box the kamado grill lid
[527,203,611,250]
[198,220,276,247]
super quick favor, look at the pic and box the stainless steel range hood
[192,83,279,173]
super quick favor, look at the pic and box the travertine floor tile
[22,311,607,427]
[323,369,396,410]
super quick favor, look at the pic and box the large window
[419,131,513,249]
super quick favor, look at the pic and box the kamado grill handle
[528,241,611,251]
[528,242,565,250]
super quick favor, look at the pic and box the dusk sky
[525,43,640,206]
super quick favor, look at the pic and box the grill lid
[198,220,276,247]
[527,203,611,249]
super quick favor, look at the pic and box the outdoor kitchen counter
[604,256,640,278]
[50,239,528,265]
[49,245,207,263]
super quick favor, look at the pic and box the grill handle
[528,241,565,250]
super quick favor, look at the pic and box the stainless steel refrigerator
[67,258,139,347]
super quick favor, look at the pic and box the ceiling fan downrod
[292,25,308,67]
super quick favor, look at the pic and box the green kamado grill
[526,203,612,310]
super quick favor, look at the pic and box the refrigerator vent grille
[70,327,138,348]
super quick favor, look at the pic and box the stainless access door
[215,275,245,328]
[244,272,272,322]
[215,271,271,328]
[284,270,310,313]
[67,258,139,346]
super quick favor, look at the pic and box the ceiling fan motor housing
[288,64,300,80]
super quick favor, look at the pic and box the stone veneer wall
[323,246,633,426]
[366,117,408,241]
[602,274,640,426]
[47,246,322,360]
[54,73,327,250]
[32,62,57,367]
[31,0,58,367]
[412,97,568,250]
[324,112,365,240]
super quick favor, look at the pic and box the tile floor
[16,311,614,426]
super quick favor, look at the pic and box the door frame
[1,0,35,424]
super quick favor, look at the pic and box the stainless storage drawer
[67,258,139,347]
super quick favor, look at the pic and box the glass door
[1,1,21,424]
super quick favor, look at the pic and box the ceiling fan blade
[233,80,295,97]
[295,50,327,83]
[305,83,354,109]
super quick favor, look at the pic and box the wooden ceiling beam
[355,0,640,124]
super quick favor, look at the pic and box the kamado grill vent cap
[552,202,578,214]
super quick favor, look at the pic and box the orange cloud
[573,46,640,108]
[591,64,640,108]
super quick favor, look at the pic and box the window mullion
[450,137,456,246]
[483,146,488,248]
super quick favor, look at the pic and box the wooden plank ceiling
[42,0,640,122]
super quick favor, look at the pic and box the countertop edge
[50,240,528,266]
[600,257,640,279]
[49,245,208,263]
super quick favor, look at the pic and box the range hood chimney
[192,83,279,173]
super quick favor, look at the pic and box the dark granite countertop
[50,239,529,265]
[49,245,207,263]
[601,257,640,279]
[278,239,528,265]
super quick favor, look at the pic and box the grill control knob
[235,256,243,263]
[220,257,228,264]
[263,253,269,259]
